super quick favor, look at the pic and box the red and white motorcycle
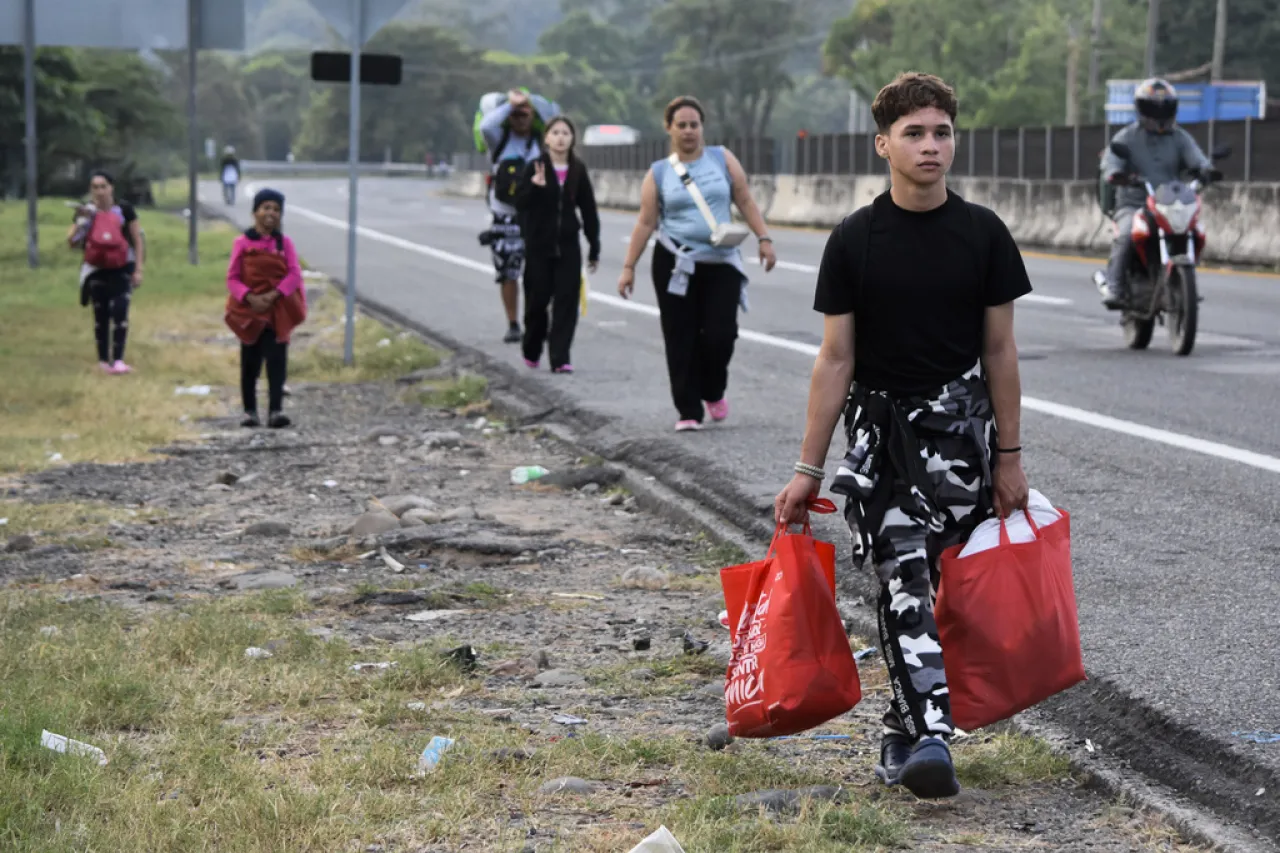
[1093,141,1228,356]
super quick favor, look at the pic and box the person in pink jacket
[225,188,306,428]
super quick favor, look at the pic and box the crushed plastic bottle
[510,466,550,485]
[417,736,455,773]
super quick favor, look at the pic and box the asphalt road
[209,176,1280,839]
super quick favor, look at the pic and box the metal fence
[453,117,1279,183]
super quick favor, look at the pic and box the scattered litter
[459,470,471,477]
[1259,788,1267,797]
[510,465,550,485]
[405,610,470,623]
[358,550,378,560]
[1235,731,1280,744]
[853,647,878,662]
[244,647,273,659]
[683,632,709,655]
[479,708,515,718]
[620,548,650,555]
[551,592,606,602]
[552,713,588,726]
[444,645,478,672]
[768,734,853,742]
[323,479,338,489]
[406,701,427,712]
[174,385,212,396]
[48,453,63,463]
[41,730,108,766]
[0,518,7,526]
[1085,739,1095,753]
[351,661,396,672]
[417,736,455,774]
[39,625,59,638]
[470,417,488,430]
[379,546,405,574]
[376,338,391,348]
[627,825,687,853]
[718,609,730,629]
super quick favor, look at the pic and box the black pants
[522,247,582,369]
[90,272,132,363]
[241,327,288,414]
[652,243,741,422]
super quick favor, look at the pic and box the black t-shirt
[812,189,1032,397]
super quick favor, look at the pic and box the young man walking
[775,72,1032,799]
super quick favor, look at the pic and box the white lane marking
[614,236,1072,304]
[287,204,1280,475]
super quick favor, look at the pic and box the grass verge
[0,200,444,473]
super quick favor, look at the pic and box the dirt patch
[0,375,1205,852]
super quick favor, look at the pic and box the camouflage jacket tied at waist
[830,365,996,569]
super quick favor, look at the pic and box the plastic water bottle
[510,466,550,485]
[417,736,455,773]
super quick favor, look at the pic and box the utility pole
[186,0,200,265]
[1066,22,1081,127]
[1211,0,1227,81]
[1144,0,1160,77]
[1086,0,1104,122]
[23,0,37,269]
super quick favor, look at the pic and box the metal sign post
[22,0,36,269]
[344,0,362,368]
[187,0,200,265]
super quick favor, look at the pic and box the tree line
[1,0,1274,196]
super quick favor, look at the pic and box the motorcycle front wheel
[1167,264,1198,356]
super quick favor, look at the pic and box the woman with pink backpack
[68,170,145,375]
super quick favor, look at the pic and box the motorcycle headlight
[1155,200,1195,233]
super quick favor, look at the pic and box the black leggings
[241,327,289,414]
[90,273,132,363]
[652,243,741,422]
[522,246,582,369]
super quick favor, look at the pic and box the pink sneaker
[552,364,574,374]
[675,420,703,432]
[98,362,113,374]
[110,360,133,375]
[523,358,540,369]
[706,399,729,422]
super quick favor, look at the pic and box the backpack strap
[490,126,512,166]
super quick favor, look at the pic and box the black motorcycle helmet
[1134,78,1178,133]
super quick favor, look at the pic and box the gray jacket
[1102,122,1212,211]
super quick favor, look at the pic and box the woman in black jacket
[514,115,601,373]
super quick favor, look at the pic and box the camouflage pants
[489,214,525,284]
[832,363,994,741]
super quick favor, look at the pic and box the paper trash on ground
[41,730,108,766]
[627,825,686,853]
[174,385,212,396]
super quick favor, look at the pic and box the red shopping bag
[719,499,861,738]
[936,508,1085,731]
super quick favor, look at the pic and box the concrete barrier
[447,169,1280,269]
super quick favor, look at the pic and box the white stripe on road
[288,204,1280,476]
[614,235,1073,305]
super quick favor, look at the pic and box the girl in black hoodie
[514,115,601,373]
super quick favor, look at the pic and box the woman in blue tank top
[617,96,778,432]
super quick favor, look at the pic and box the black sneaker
[898,737,960,799]
[503,324,521,344]
[874,732,913,786]
[241,412,261,428]
[267,412,292,429]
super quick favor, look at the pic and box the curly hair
[871,72,958,133]
[664,95,706,127]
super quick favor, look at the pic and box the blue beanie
[253,188,284,212]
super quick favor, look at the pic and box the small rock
[629,668,656,682]
[145,591,176,603]
[404,609,467,623]
[683,632,710,655]
[490,747,532,762]
[420,430,465,450]
[378,435,401,447]
[6,534,36,553]
[401,507,442,525]
[244,647,273,659]
[237,472,262,486]
[355,590,427,606]
[536,650,551,670]
[397,364,455,385]
[706,723,734,751]
[399,515,427,528]
[491,659,538,678]
[39,625,59,638]
[207,484,233,493]
[406,701,427,712]
[536,547,568,561]
[379,495,436,517]
[620,566,670,590]
[351,512,400,537]
[699,682,726,701]
[305,536,349,553]
[264,638,290,653]
[538,777,600,796]
[735,786,847,813]
[608,493,626,507]
[215,471,239,486]
[308,587,347,603]
[224,570,299,591]
[27,544,67,558]
[541,466,624,491]
[243,520,291,538]
[441,506,478,522]
[532,669,586,688]
[108,580,151,591]
[305,626,334,640]
[365,845,386,853]
[579,483,601,495]
[632,637,652,652]
[364,426,404,443]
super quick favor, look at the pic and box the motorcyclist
[1097,78,1213,309]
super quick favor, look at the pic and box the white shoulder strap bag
[667,152,751,248]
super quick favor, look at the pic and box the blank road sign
[310,51,403,85]
[0,0,245,50]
